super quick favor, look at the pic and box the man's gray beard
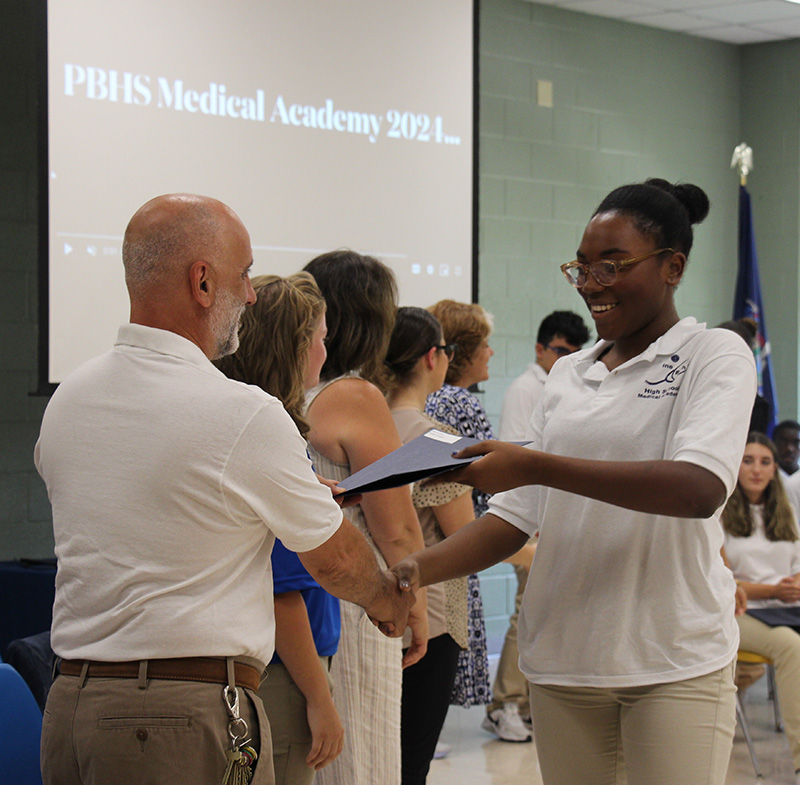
[210,290,245,359]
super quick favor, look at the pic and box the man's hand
[366,570,416,638]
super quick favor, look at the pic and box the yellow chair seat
[738,650,773,666]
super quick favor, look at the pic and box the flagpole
[731,143,779,434]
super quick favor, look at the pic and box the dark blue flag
[734,183,778,434]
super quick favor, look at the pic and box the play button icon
[64,242,73,255]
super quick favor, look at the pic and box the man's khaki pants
[41,673,274,785]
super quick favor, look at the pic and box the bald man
[35,194,414,785]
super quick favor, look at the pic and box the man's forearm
[299,518,399,613]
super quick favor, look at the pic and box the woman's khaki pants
[529,662,736,785]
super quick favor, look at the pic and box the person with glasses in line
[384,307,473,785]
[484,311,590,743]
[393,179,757,785]
[424,300,496,717]
[497,311,591,446]
[387,307,535,781]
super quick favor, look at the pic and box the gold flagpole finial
[731,143,753,186]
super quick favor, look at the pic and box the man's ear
[534,343,545,363]
[189,260,214,308]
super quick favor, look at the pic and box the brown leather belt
[59,657,261,692]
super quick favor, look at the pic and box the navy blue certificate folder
[335,428,484,497]
[746,607,800,628]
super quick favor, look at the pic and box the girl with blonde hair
[218,272,342,785]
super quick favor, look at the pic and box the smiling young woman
[392,179,760,785]
[562,179,704,369]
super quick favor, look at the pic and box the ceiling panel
[527,0,800,42]
[692,1,800,23]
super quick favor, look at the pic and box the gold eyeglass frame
[560,248,674,288]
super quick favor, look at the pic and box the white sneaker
[433,742,451,759]
[481,702,532,743]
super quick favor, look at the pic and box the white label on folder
[424,429,460,444]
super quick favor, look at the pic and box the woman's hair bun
[645,178,710,225]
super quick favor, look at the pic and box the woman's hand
[734,583,747,616]
[315,473,362,509]
[392,554,421,597]
[401,590,429,668]
[434,441,539,495]
[774,577,800,603]
[305,690,344,770]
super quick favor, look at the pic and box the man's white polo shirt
[36,324,343,667]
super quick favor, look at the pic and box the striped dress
[308,375,403,785]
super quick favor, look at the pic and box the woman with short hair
[424,299,495,712]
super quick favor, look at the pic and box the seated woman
[722,431,800,783]
[384,307,473,785]
[217,273,342,785]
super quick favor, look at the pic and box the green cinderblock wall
[474,1,800,644]
[2,0,800,646]
[477,0,744,427]
[740,41,800,426]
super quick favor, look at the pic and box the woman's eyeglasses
[560,248,674,288]
[434,343,457,360]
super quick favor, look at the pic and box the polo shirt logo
[638,360,688,399]
[645,362,688,386]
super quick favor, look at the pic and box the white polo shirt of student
[35,324,344,669]
[488,318,756,688]
[498,362,547,441]
[724,505,800,609]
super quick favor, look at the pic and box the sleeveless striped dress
[308,375,402,785]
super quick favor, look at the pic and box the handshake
[366,558,426,667]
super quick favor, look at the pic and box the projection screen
[41,0,476,386]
